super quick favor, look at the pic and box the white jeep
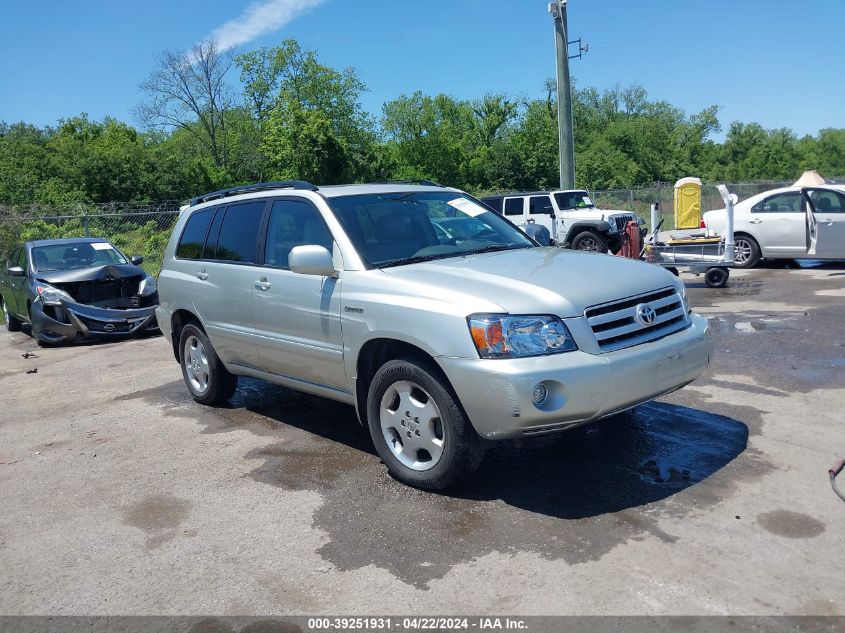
[481,190,641,253]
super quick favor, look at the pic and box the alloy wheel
[734,238,753,266]
[578,236,599,251]
[183,335,210,394]
[379,380,445,471]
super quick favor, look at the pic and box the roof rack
[372,179,446,188]
[189,180,319,206]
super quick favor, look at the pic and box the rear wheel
[733,235,761,268]
[571,230,609,253]
[367,358,484,490]
[1,297,22,332]
[179,324,237,405]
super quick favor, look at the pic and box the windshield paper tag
[91,243,113,251]
[447,197,487,217]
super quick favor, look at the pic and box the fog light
[531,383,549,406]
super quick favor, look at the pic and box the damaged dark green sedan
[0,238,158,346]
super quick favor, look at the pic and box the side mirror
[6,266,25,277]
[289,245,336,277]
[131,256,144,265]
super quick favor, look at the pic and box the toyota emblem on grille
[103,323,115,332]
[635,304,656,326]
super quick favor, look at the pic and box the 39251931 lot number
[307,617,472,630]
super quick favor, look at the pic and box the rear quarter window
[176,209,214,259]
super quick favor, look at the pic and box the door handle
[749,218,763,224]
[195,270,208,281]
[253,278,271,291]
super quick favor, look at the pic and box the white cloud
[208,0,328,50]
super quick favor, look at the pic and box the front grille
[612,214,637,232]
[76,316,133,333]
[585,287,688,352]
[613,214,637,233]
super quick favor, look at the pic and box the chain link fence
[0,202,181,277]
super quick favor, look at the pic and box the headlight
[676,282,691,314]
[36,284,73,306]
[138,274,157,296]
[467,314,577,359]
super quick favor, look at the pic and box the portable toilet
[674,177,702,230]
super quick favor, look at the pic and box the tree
[136,40,234,168]
[253,39,375,183]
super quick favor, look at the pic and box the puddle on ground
[121,494,194,550]
[757,510,826,539]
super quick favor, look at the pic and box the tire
[704,267,730,288]
[178,323,237,406]
[733,235,761,268]
[666,267,680,277]
[366,358,484,490]
[1,296,22,332]
[571,230,610,253]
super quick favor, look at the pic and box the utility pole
[548,0,585,190]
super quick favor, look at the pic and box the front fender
[563,220,613,244]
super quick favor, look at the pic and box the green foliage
[107,220,171,277]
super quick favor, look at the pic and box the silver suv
[156,180,711,490]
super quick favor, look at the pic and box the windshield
[32,242,128,272]
[554,191,595,210]
[327,191,535,268]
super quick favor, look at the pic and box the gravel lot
[1,263,843,615]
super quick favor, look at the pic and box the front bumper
[31,300,159,344]
[438,314,711,440]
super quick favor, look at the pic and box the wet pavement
[1,262,843,614]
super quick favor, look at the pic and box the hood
[35,263,145,285]
[381,247,679,317]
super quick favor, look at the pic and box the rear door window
[176,209,214,259]
[503,197,524,216]
[211,200,266,263]
[529,195,554,215]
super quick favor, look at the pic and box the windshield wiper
[376,254,453,269]
[460,243,531,256]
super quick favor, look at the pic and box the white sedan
[703,185,845,267]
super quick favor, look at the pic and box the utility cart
[642,184,737,288]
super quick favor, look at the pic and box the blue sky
[1,0,843,138]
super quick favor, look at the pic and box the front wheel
[571,230,609,253]
[179,324,238,406]
[2,297,22,332]
[733,235,761,268]
[367,358,484,490]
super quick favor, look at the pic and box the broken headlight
[138,274,157,296]
[36,284,73,306]
[467,314,577,359]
